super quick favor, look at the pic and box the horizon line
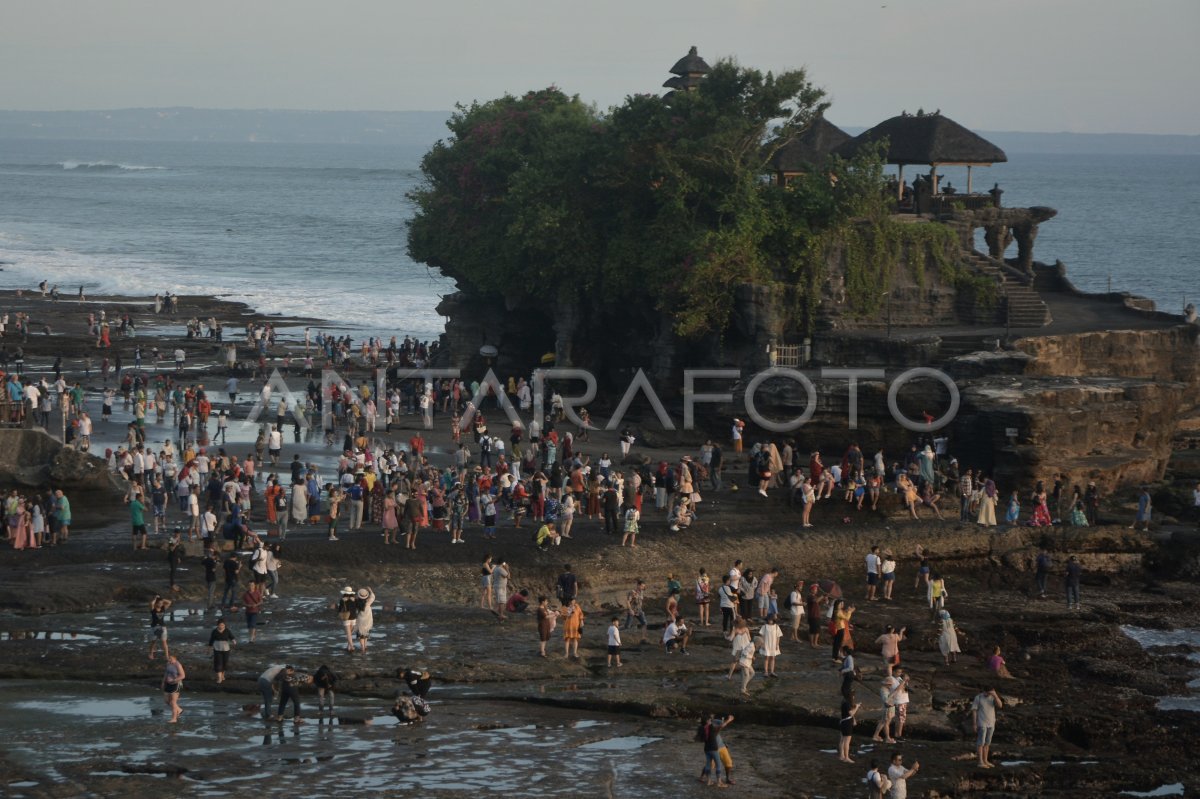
[0,106,1196,139]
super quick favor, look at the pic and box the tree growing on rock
[406,60,888,342]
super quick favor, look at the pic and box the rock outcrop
[0,429,124,502]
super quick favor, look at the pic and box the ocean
[1,138,1198,336]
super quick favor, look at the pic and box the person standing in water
[208,618,236,684]
[161,654,186,723]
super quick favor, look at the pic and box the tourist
[871,674,900,744]
[242,580,263,643]
[694,568,712,627]
[937,609,961,665]
[727,618,751,679]
[831,599,856,662]
[536,596,555,658]
[760,614,782,677]
[865,545,881,601]
[505,588,530,615]
[354,586,375,654]
[1131,486,1152,531]
[161,654,186,723]
[312,664,338,716]
[555,564,578,605]
[625,579,647,639]
[148,595,172,660]
[972,687,1004,768]
[1085,480,1101,525]
[734,635,761,698]
[1029,483,1053,527]
[839,645,858,699]
[52,489,71,544]
[202,545,219,610]
[1005,491,1021,526]
[787,580,805,641]
[927,573,948,615]
[737,568,757,621]
[220,552,241,608]
[128,490,148,550]
[977,478,997,526]
[621,503,640,547]
[719,574,738,636]
[886,752,920,799]
[480,554,494,610]
[701,712,736,787]
[866,760,893,798]
[663,614,691,655]
[987,644,1015,679]
[804,583,824,648]
[890,668,911,740]
[880,551,897,600]
[402,489,423,549]
[274,664,310,724]
[208,618,236,683]
[493,559,511,620]
[837,692,862,763]
[606,617,622,667]
[166,532,183,591]
[336,586,357,652]
[1065,555,1083,609]
[1035,548,1051,597]
[560,596,584,661]
[875,624,906,677]
[290,474,308,528]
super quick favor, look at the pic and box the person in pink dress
[11,499,32,550]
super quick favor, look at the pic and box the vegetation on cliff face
[406,61,910,338]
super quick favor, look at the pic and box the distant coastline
[0,108,1198,154]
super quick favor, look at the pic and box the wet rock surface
[1,493,1198,797]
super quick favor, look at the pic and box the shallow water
[0,680,694,797]
[1121,625,1200,712]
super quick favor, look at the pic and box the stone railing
[927,193,996,214]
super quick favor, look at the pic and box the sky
[2,0,1197,134]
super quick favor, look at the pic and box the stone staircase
[964,251,1052,329]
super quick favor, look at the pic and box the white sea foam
[0,238,452,339]
[57,160,165,172]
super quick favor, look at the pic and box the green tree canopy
[407,60,889,337]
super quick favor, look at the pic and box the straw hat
[357,588,370,599]
[341,586,354,595]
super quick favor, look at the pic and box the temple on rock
[434,47,1200,496]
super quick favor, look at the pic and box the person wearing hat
[354,586,376,654]
[335,586,357,652]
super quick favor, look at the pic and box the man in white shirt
[268,428,283,465]
[865,545,881,601]
[662,615,691,654]
[972,687,1004,769]
[78,412,93,450]
[202,506,218,543]
[887,752,919,799]
[728,560,743,593]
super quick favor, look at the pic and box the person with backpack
[555,565,578,605]
[865,760,892,798]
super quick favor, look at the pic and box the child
[607,617,622,667]
[736,635,761,698]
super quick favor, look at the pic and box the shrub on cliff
[406,61,890,338]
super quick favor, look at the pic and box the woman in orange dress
[560,597,584,661]
[264,479,283,530]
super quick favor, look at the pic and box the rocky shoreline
[0,288,1197,797]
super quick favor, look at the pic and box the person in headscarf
[976,478,997,526]
[919,445,935,485]
[937,608,961,665]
